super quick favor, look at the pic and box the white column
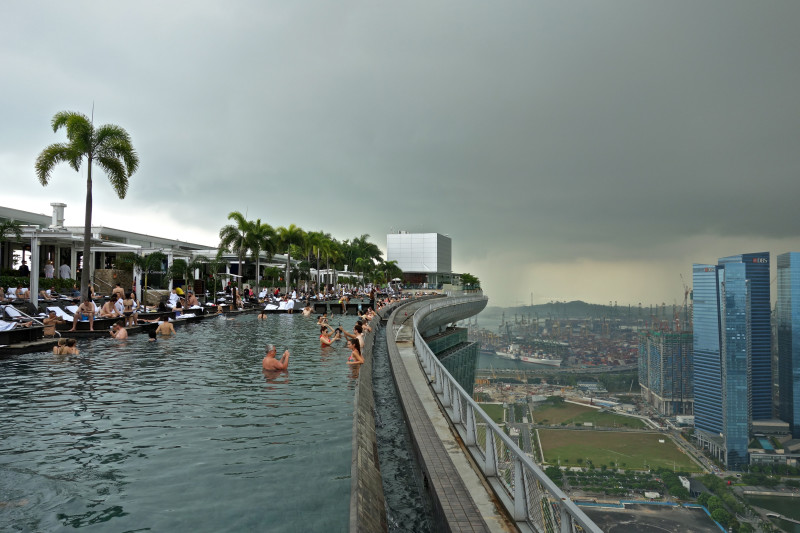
[29,235,39,305]
[70,247,78,281]
[167,252,174,290]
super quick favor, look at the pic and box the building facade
[638,331,694,416]
[386,232,453,288]
[718,252,772,420]
[692,253,769,470]
[778,252,800,438]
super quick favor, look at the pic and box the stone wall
[349,314,389,533]
[94,269,133,296]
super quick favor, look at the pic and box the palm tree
[305,231,330,288]
[319,236,340,289]
[218,211,254,294]
[247,220,275,290]
[275,224,305,294]
[118,251,166,308]
[36,111,139,300]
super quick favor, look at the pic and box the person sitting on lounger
[185,291,199,307]
[100,296,119,318]
[69,299,96,331]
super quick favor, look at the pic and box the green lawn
[478,403,505,424]
[538,429,702,472]
[531,402,646,429]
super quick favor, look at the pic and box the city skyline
[3,2,800,307]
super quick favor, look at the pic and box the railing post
[442,375,451,407]
[451,389,462,423]
[514,457,527,521]
[484,428,497,476]
[560,502,571,533]
[465,404,476,446]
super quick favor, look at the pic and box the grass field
[538,429,701,472]
[478,403,505,424]
[530,401,646,429]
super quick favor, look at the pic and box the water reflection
[0,313,360,532]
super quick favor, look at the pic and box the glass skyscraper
[693,264,722,435]
[719,263,750,470]
[718,252,771,420]
[693,252,769,470]
[778,252,800,438]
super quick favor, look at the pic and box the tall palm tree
[303,231,325,287]
[247,220,275,290]
[320,237,341,289]
[218,211,254,294]
[36,111,139,300]
[275,224,305,294]
[119,251,166,308]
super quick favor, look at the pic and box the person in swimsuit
[155,318,177,336]
[122,293,135,327]
[346,338,364,365]
[319,325,334,346]
[69,299,95,331]
[262,344,290,371]
[110,321,128,339]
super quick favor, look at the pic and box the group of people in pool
[262,306,382,372]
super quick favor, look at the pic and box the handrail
[412,296,602,533]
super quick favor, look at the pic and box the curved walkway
[386,299,513,533]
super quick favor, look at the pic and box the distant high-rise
[693,264,723,436]
[718,253,772,420]
[777,252,800,438]
[692,252,769,470]
[719,263,751,471]
[638,331,693,416]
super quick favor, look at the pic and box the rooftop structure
[386,231,454,289]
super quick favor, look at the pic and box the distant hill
[479,300,655,323]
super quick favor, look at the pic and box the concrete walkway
[387,300,513,533]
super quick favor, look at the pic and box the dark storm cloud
[3,1,799,304]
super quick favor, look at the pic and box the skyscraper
[719,263,750,470]
[718,252,771,420]
[638,330,693,416]
[693,252,769,470]
[693,264,723,437]
[777,252,800,438]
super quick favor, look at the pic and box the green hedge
[0,276,77,290]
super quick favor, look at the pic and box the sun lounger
[0,320,16,332]
[47,306,74,321]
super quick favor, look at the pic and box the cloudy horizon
[3,1,799,307]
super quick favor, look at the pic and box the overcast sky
[3,1,799,307]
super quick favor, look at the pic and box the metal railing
[412,296,602,533]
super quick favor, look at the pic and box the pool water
[0,313,361,532]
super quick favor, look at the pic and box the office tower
[718,252,771,420]
[778,252,800,438]
[693,253,768,470]
[719,263,750,470]
[693,264,723,437]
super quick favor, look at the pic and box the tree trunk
[80,159,93,301]
[284,251,291,295]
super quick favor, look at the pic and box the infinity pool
[0,313,360,532]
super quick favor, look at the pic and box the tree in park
[36,111,139,300]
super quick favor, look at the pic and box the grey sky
[3,1,799,307]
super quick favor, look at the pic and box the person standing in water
[262,344,290,371]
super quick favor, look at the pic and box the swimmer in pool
[156,318,176,336]
[262,344,290,371]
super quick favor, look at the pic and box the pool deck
[0,307,261,358]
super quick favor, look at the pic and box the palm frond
[95,155,128,198]
[35,143,79,185]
